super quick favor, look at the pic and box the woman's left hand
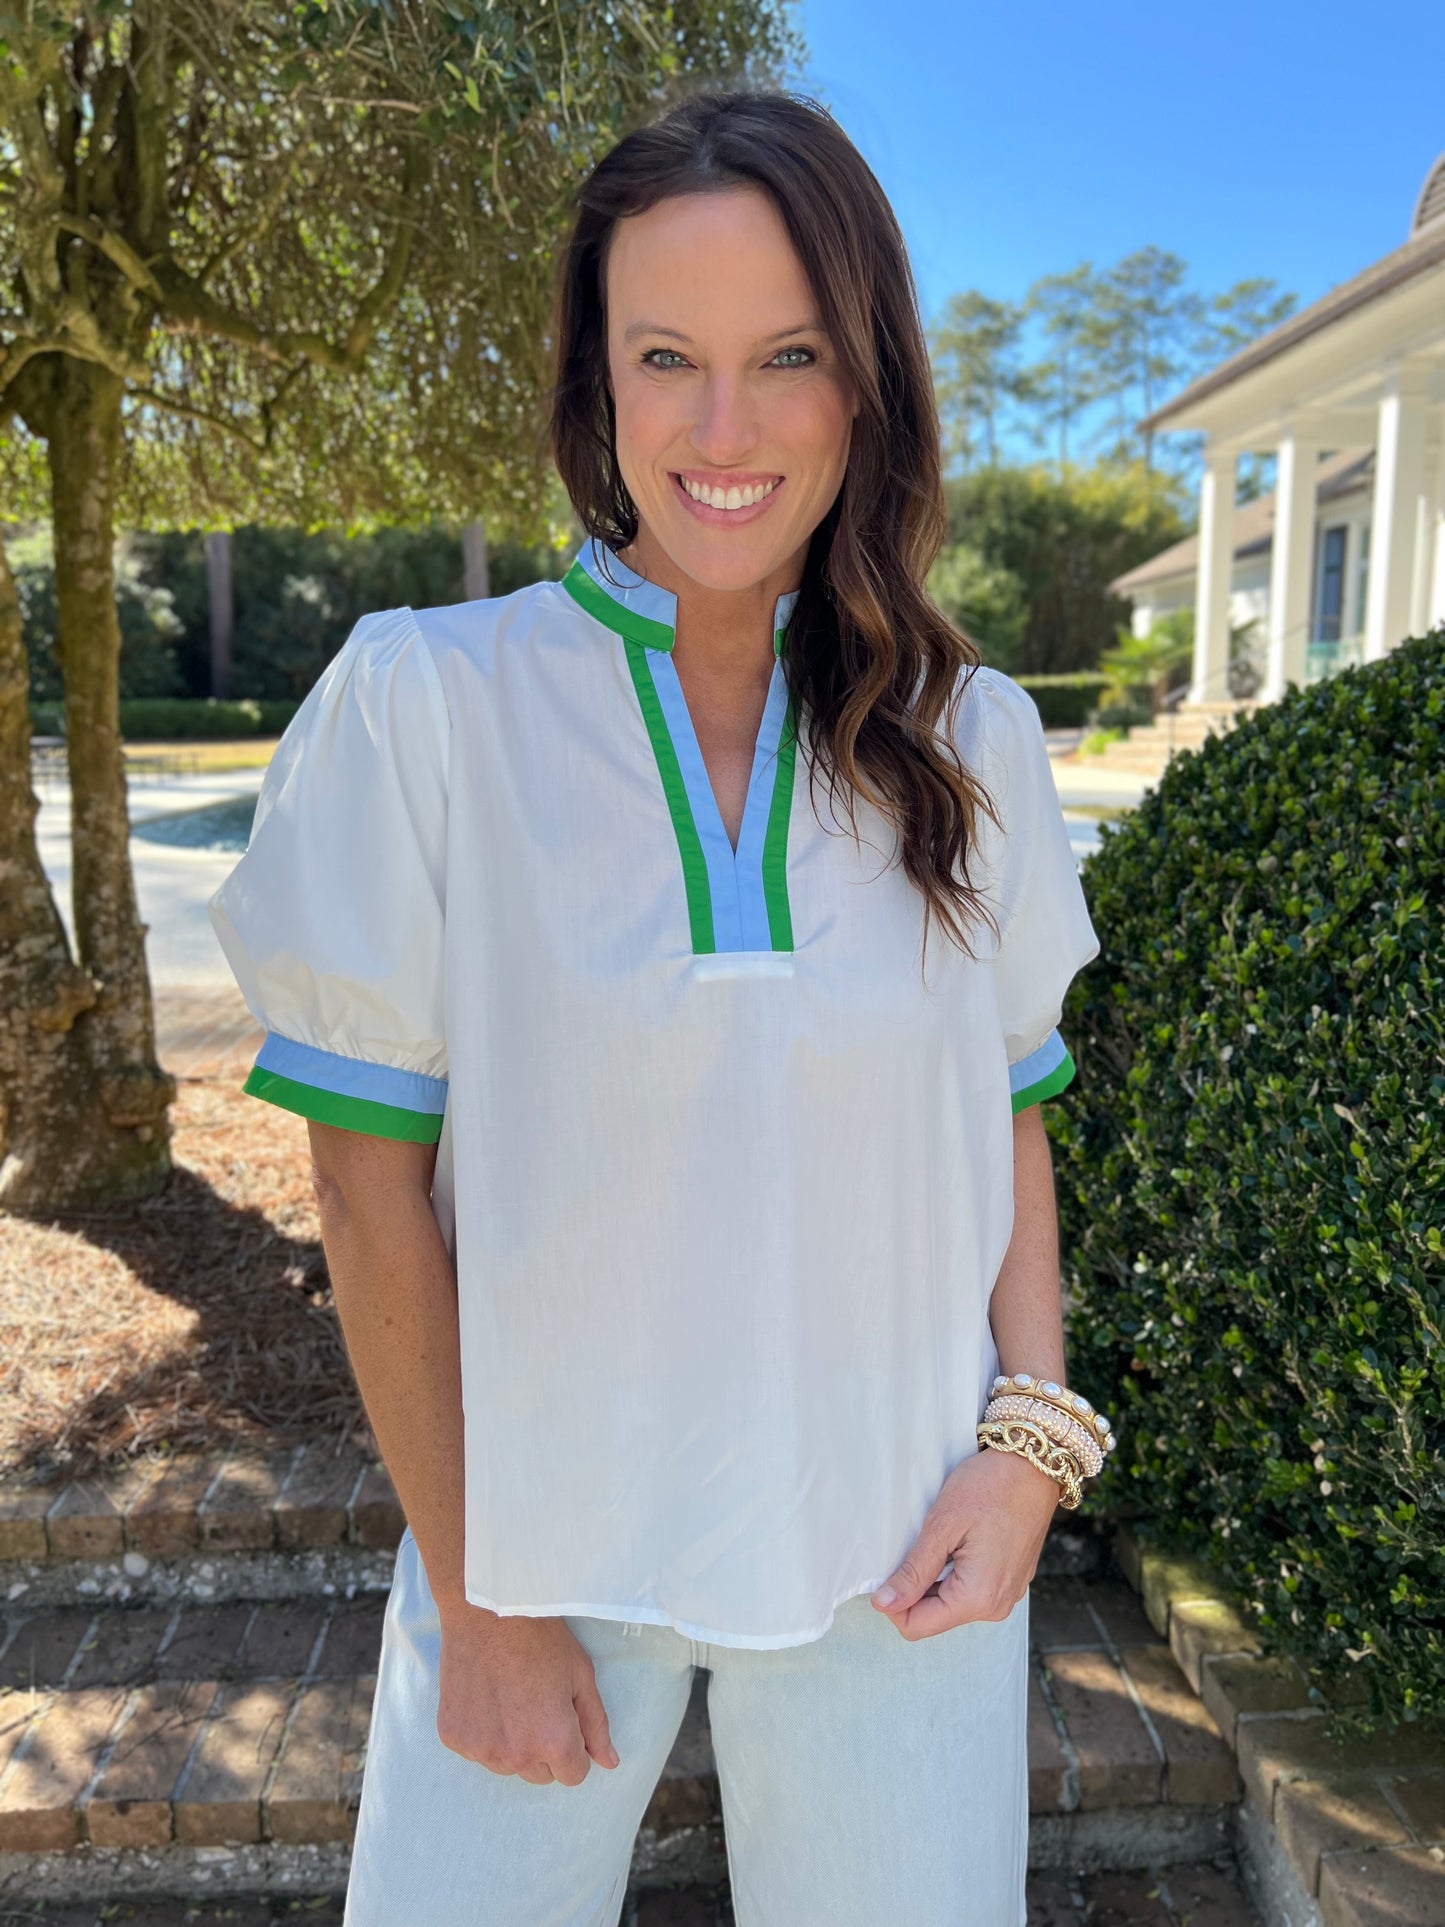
[869,1446,1062,1641]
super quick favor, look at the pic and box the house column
[1190,446,1236,703]
[1410,411,1444,634]
[1364,364,1430,660]
[1262,428,1319,702]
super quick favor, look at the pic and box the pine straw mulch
[0,1076,368,1484]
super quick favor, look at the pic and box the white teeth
[683,477,778,510]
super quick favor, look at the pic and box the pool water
[131,796,257,853]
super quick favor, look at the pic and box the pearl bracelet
[984,1395,1104,1479]
[988,1373,1116,1457]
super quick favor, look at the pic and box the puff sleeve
[964,667,1101,1112]
[207,607,451,1142]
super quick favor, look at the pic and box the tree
[928,290,1030,472]
[1022,264,1100,475]
[926,541,1027,669]
[1096,607,1194,711]
[941,461,1188,676]
[1198,275,1297,364]
[1081,247,1205,472]
[0,0,798,1209]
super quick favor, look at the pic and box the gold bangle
[976,1418,1085,1510]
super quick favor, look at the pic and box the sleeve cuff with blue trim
[243,1032,448,1143]
[1008,1028,1076,1113]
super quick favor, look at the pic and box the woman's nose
[689,375,760,464]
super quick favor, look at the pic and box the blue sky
[800,0,1441,404]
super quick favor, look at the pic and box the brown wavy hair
[549,88,1002,966]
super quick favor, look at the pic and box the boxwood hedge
[30,697,301,740]
[1051,630,1443,1739]
[1014,673,1113,730]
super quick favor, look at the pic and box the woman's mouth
[671,472,785,525]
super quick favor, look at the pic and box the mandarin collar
[564,535,800,657]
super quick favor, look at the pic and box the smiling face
[604,186,858,597]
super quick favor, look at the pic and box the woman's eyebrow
[621,319,823,345]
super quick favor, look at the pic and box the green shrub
[1087,696,1154,731]
[1014,674,1113,729]
[1051,631,1444,1739]
[30,698,300,740]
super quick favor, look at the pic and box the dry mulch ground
[0,1075,365,1483]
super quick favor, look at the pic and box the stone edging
[1113,1525,1445,1927]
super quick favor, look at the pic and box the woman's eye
[639,346,817,370]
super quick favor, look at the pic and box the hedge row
[31,673,1113,743]
[1013,673,1113,729]
[31,697,301,741]
[1050,630,1443,1739]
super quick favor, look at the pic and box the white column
[1191,447,1236,703]
[1262,430,1319,702]
[1364,366,1429,661]
[1410,413,1444,635]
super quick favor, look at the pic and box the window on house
[1316,525,1347,642]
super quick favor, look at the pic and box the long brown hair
[549,88,1002,965]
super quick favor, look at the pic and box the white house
[1111,151,1445,712]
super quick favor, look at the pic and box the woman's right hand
[435,1605,621,1785]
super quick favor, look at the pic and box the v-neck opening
[559,538,801,957]
[648,652,789,952]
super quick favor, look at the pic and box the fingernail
[608,1746,620,1766]
[872,1585,896,1606]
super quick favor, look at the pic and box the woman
[210,88,1106,1926]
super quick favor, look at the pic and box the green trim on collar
[562,560,677,653]
[760,698,798,947]
[620,634,716,950]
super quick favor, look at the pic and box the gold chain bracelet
[976,1417,1085,1510]
[984,1395,1104,1478]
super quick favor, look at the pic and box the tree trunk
[205,530,234,699]
[461,519,489,601]
[0,527,101,1187]
[0,358,175,1208]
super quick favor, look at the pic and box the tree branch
[52,211,164,300]
[126,384,268,452]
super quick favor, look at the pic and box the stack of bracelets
[976,1373,1118,1511]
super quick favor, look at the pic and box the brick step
[0,1577,1243,1906]
[0,1446,403,1570]
[0,1861,1265,1925]
[0,1454,1105,1610]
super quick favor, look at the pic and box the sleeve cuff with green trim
[243,1032,447,1143]
[1008,1028,1076,1113]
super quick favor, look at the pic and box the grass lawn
[122,739,281,773]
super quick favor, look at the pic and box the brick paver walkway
[0,1572,1243,1854]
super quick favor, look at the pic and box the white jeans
[345,1529,1030,1926]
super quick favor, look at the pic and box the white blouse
[209,537,1101,1649]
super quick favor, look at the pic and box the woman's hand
[869,1446,1061,1641]
[436,1605,620,1784]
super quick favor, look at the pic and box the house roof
[1140,153,1445,433]
[1110,451,1374,594]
